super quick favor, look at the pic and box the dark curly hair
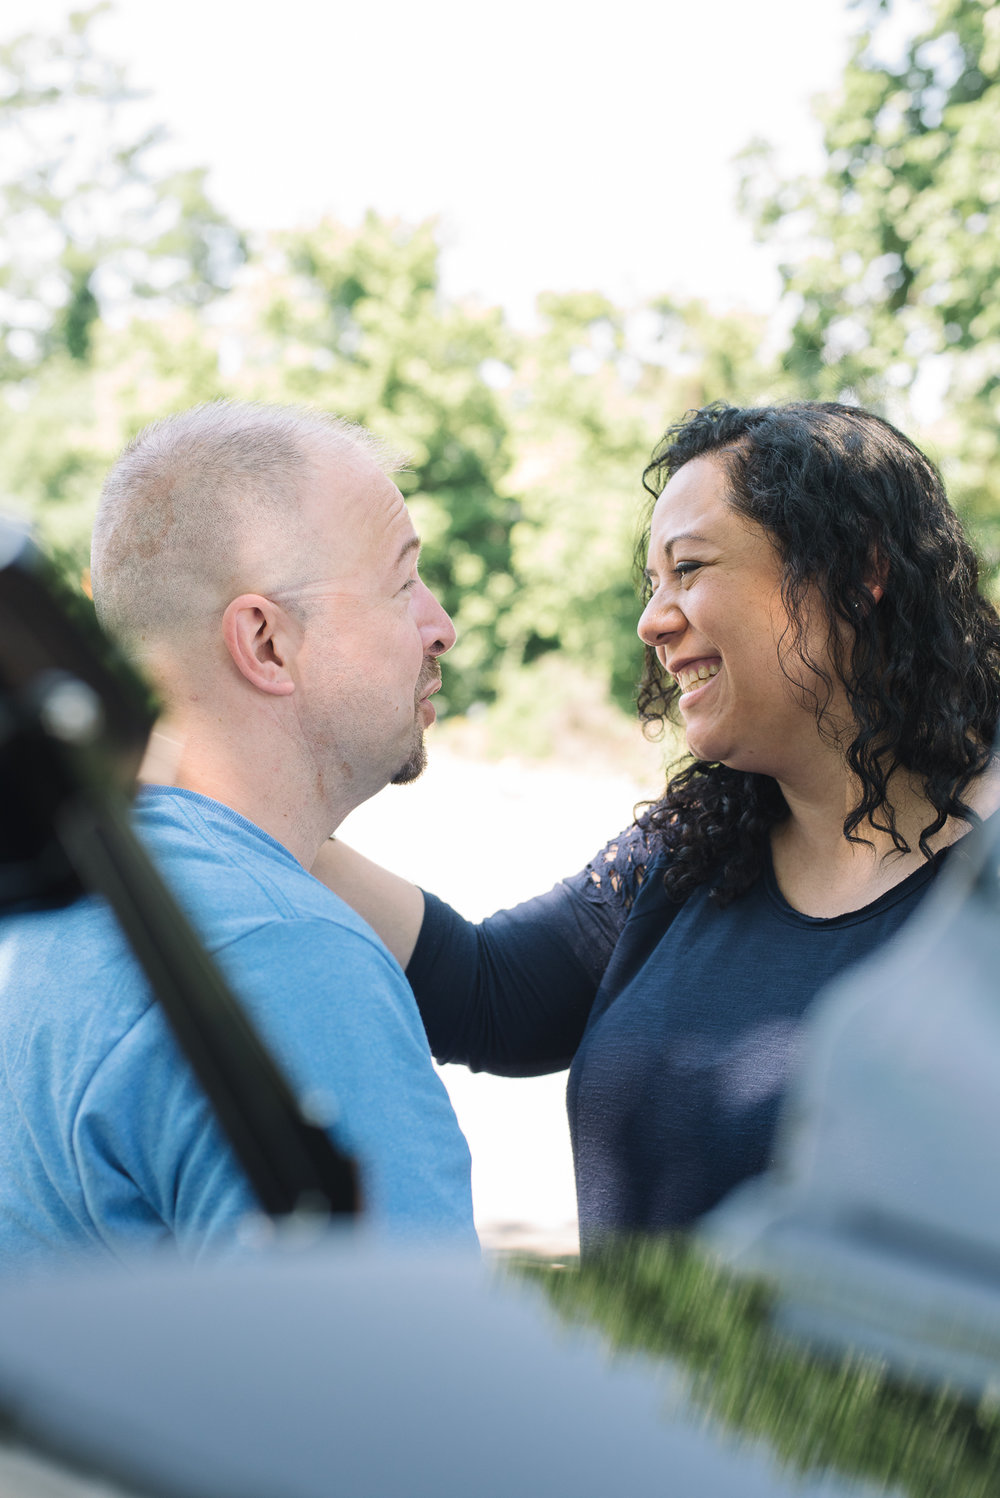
[636,401,1000,905]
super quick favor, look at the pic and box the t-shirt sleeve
[407,821,654,1077]
[75,916,475,1253]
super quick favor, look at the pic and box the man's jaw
[390,661,442,786]
[390,732,427,786]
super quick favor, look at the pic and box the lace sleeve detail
[572,818,656,929]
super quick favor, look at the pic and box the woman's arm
[311,839,425,969]
[407,881,613,1076]
[314,822,653,1077]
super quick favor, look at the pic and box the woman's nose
[637,594,685,647]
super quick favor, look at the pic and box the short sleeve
[75,916,475,1252]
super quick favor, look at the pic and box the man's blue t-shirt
[0,787,475,1268]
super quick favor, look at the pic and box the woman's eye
[673,561,702,579]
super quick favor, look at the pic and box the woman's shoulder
[963,759,1000,824]
[572,815,666,920]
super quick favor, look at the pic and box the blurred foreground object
[0,518,358,1220]
[704,795,1000,1396]
[0,1236,908,1498]
[524,1231,1000,1498]
[0,519,152,909]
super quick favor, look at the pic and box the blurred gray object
[703,799,1000,1395]
[0,1236,874,1498]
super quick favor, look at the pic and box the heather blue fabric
[0,787,474,1269]
[409,823,970,1244]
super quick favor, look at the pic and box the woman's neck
[769,757,1000,919]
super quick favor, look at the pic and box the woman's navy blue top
[407,823,959,1243]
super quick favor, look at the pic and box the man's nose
[421,584,457,655]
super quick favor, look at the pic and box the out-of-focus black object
[0,518,359,1220]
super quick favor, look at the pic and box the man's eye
[399,577,418,594]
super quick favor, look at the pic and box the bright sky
[4,0,865,324]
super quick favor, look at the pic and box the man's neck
[138,723,342,868]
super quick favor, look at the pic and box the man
[0,401,475,1266]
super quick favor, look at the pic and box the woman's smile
[672,659,721,696]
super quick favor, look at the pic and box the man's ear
[222,594,298,696]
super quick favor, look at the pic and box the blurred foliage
[0,7,775,733]
[0,4,245,377]
[9,1,1000,745]
[740,0,1000,566]
[498,292,777,713]
[237,214,520,711]
[517,1236,1000,1497]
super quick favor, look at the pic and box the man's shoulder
[136,786,394,960]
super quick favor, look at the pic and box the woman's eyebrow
[644,531,715,584]
[661,530,711,558]
[645,532,713,575]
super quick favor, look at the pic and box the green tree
[0,4,245,574]
[227,212,517,715]
[741,0,1000,557]
[498,291,777,720]
[0,3,245,378]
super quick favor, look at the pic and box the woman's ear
[221,594,297,696]
[866,549,887,605]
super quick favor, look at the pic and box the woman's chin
[683,725,722,764]
[684,730,740,769]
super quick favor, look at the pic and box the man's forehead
[262,462,417,599]
[351,480,418,569]
[331,449,402,508]
[301,447,406,530]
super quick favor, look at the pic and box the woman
[316,401,1000,1244]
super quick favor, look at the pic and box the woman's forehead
[649,458,731,544]
[648,455,784,572]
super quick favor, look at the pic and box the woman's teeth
[675,662,720,693]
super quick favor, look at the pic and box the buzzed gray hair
[91,401,401,652]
